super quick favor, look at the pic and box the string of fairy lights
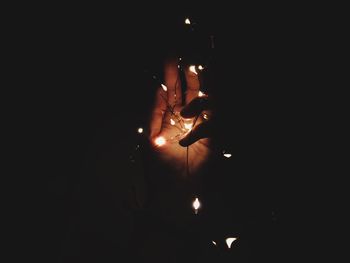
[133,17,237,250]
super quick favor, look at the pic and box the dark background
[14,3,333,262]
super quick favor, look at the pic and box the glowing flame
[154,136,166,146]
[198,91,205,97]
[137,127,143,134]
[189,65,198,75]
[198,65,204,70]
[170,118,175,125]
[161,84,167,91]
[211,241,217,246]
[225,237,237,249]
[193,197,201,211]
[185,18,191,24]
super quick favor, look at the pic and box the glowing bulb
[154,136,166,146]
[211,241,217,246]
[170,118,175,125]
[189,65,197,75]
[185,18,191,24]
[225,237,237,249]
[161,84,167,91]
[137,127,143,134]
[198,91,205,97]
[193,197,201,214]
[222,151,232,158]
[198,65,204,70]
[184,122,193,130]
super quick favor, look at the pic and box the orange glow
[154,136,166,146]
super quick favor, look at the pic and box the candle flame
[170,118,175,125]
[154,136,166,146]
[193,197,200,210]
[225,237,237,249]
[203,113,209,120]
[211,241,217,246]
[185,18,191,24]
[189,65,198,75]
[161,84,167,91]
[198,65,204,70]
[137,127,143,134]
[198,91,205,97]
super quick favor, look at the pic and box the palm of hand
[149,61,211,176]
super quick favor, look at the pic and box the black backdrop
[18,4,329,262]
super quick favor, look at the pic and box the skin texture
[148,59,213,177]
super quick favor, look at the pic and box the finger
[179,120,212,147]
[149,85,167,138]
[164,59,182,107]
[180,96,210,118]
[184,66,200,104]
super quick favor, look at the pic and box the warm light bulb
[189,65,197,75]
[225,237,237,249]
[184,122,193,130]
[198,91,205,97]
[223,153,232,158]
[137,127,143,134]
[185,18,191,24]
[161,84,167,91]
[193,197,201,211]
[154,136,166,146]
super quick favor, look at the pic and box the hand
[148,59,214,176]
